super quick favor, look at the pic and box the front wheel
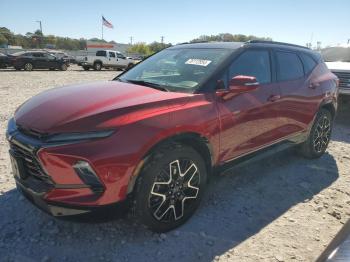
[133,143,207,232]
[299,109,333,159]
[24,63,33,71]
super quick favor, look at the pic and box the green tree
[0,33,8,46]
[127,42,152,56]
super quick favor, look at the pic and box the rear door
[32,52,47,68]
[273,50,317,138]
[217,49,282,161]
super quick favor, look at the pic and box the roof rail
[246,40,310,50]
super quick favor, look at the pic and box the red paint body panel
[10,46,339,209]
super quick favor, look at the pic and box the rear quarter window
[300,53,317,74]
[276,51,304,81]
[96,51,107,57]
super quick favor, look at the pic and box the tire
[133,143,207,232]
[299,109,333,159]
[24,63,33,71]
[83,66,90,71]
[60,64,68,71]
[93,62,102,71]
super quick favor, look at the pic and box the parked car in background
[48,51,77,64]
[78,50,136,71]
[9,51,69,71]
[7,41,338,232]
[323,46,350,95]
[0,52,11,68]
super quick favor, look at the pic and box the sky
[1,0,349,47]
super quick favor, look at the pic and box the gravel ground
[0,65,349,262]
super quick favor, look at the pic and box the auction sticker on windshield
[185,59,212,67]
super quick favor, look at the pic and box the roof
[169,42,244,50]
[171,40,311,52]
[169,40,320,60]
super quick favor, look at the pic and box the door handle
[309,82,320,89]
[268,94,281,102]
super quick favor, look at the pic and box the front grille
[10,141,53,186]
[332,71,350,89]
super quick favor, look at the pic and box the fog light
[73,161,104,194]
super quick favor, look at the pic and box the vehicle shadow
[0,148,339,262]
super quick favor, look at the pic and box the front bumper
[16,180,90,216]
[6,118,135,215]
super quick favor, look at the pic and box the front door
[217,49,282,162]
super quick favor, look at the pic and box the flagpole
[101,16,104,40]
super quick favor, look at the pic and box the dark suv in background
[9,51,69,71]
[7,41,338,232]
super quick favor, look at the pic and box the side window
[33,53,45,58]
[229,50,271,84]
[300,53,317,75]
[117,53,126,59]
[109,52,115,58]
[96,51,107,57]
[276,51,304,81]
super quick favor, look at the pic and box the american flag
[102,16,113,28]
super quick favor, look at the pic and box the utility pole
[130,36,133,45]
[348,39,350,44]
[35,20,43,35]
[161,36,164,44]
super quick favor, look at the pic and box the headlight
[6,118,17,140]
[45,130,115,143]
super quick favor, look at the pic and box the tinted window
[276,51,304,81]
[109,52,115,58]
[32,53,45,58]
[229,50,271,84]
[117,53,125,59]
[300,53,317,74]
[96,51,107,57]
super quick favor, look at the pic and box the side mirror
[216,75,259,100]
[229,75,259,92]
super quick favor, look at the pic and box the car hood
[325,61,350,71]
[14,81,192,134]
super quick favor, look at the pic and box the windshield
[118,48,232,93]
[322,47,350,62]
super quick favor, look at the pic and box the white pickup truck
[79,50,137,71]
[323,45,350,95]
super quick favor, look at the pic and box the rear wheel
[299,109,333,158]
[93,62,102,71]
[24,63,33,71]
[60,64,68,71]
[133,143,207,232]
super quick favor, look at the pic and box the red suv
[7,41,338,232]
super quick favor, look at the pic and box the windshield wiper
[124,79,170,92]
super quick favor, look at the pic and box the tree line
[0,27,271,55]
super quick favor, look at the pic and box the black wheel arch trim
[126,132,214,194]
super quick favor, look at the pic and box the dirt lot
[0,66,349,262]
